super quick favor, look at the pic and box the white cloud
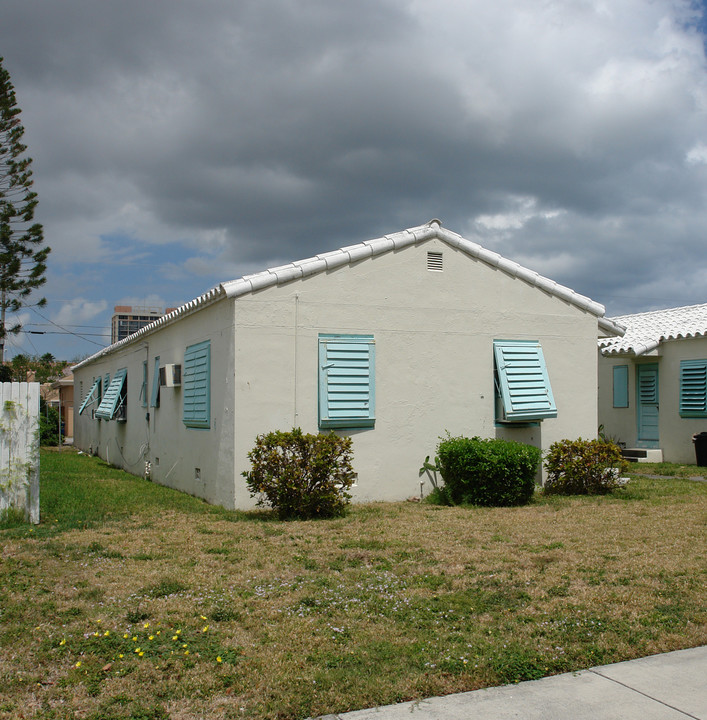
[52,299,108,327]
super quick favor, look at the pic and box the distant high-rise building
[111,306,176,344]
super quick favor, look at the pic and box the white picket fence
[0,382,40,524]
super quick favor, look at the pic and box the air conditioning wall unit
[159,363,182,387]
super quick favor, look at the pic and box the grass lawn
[0,450,705,720]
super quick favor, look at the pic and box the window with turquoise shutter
[78,377,102,415]
[150,356,161,408]
[613,365,629,408]
[679,359,707,417]
[183,341,211,428]
[140,361,148,407]
[319,334,375,429]
[493,340,557,422]
[95,369,127,421]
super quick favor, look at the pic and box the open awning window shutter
[95,369,127,420]
[78,378,101,415]
[494,340,557,421]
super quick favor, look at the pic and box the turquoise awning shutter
[95,369,127,420]
[183,341,211,428]
[78,377,102,415]
[680,360,707,417]
[150,356,161,408]
[319,335,375,428]
[494,340,557,421]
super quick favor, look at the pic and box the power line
[29,307,106,347]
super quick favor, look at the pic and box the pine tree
[0,56,50,364]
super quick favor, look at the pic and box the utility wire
[29,307,106,347]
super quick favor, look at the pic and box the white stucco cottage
[74,221,622,509]
[598,303,707,464]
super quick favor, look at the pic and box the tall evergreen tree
[0,56,50,364]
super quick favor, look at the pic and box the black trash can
[692,432,707,467]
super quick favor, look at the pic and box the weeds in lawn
[0,451,705,719]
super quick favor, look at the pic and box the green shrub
[435,435,540,507]
[39,398,60,446]
[543,438,630,495]
[243,428,356,519]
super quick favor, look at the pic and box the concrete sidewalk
[315,645,706,719]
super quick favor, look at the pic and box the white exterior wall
[231,238,600,507]
[598,337,707,463]
[74,300,237,508]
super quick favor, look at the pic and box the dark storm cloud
[1,0,707,359]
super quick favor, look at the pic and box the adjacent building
[111,306,177,344]
[598,303,707,464]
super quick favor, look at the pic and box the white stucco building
[598,303,707,464]
[74,221,622,509]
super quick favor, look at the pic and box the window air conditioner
[159,363,182,387]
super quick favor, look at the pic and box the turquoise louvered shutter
[150,356,161,408]
[183,341,210,428]
[494,340,557,421]
[95,369,127,420]
[613,365,629,408]
[679,360,707,417]
[319,335,375,429]
[78,377,102,415]
[140,361,148,407]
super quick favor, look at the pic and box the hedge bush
[543,438,629,495]
[435,435,541,507]
[243,428,356,519]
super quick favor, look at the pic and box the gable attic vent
[427,251,443,272]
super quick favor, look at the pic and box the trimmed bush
[435,435,541,507]
[243,428,356,519]
[543,438,630,495]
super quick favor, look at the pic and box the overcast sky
[2,0,707,360]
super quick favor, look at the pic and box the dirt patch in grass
[0,452,705,719]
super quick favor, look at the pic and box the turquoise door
[637,364,659,447]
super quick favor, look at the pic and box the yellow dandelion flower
[118,654,124,659]
[217,656,222,663]
[172,635,178,641]
[200,615,207,620]
[75,662,81,668]
[96,619,102,624]
[156,631,161,636]
[182,644,188,649]
[134,648,141,653]
[123,633,129,639]
[138,651,144,657]
[104,631,110,637]
[143,622,150,629]
[184,650,189,656]
[148,635,154,641]
[202,626,209,633]
[59,639,66,646]
[132,636,138,642]
[176,629,181,635]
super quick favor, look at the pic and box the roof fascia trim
[72,285,228,371]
